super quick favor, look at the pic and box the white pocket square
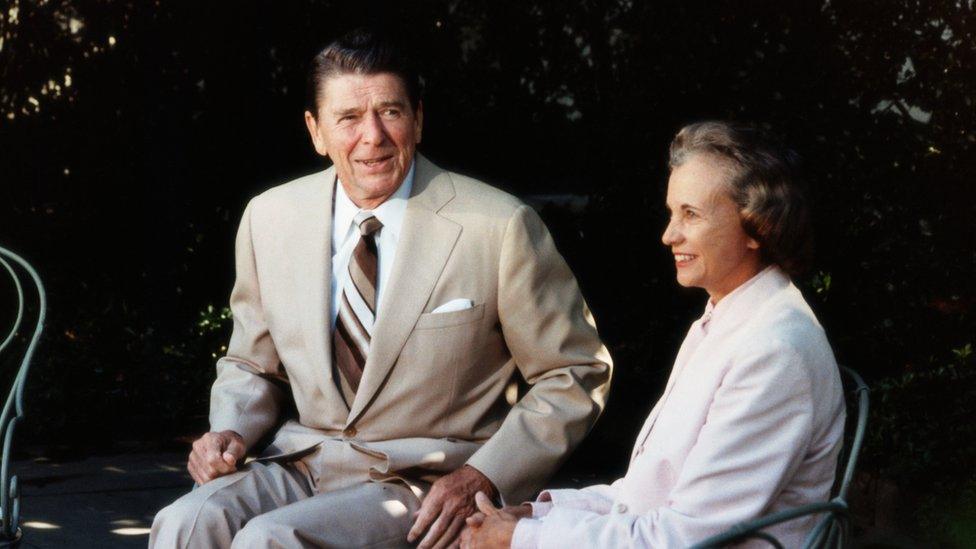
[431,298,475,314]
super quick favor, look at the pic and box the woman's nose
[661,220,681,246]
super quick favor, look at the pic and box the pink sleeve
[525,341,837,548]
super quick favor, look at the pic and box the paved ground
[7,451,926,548]
[15,452,190,548]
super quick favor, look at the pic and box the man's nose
[361,112,387,145]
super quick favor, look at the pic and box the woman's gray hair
[669,121,814,276]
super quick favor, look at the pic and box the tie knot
[355,211,383,237]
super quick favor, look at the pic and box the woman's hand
[460,491,522,548]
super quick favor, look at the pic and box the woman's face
[662,153,763,303]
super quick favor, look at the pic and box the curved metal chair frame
[0,247,47,547]
[691,366,870,549]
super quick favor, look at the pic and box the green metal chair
[691,366,870,549]
[0,247,47,547]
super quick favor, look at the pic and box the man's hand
[408,465,498,549]
[187,430,246,485]
[460,492,520,549]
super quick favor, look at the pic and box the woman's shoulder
[770,283,829,341]
[733,283,839,386]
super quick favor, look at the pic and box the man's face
[304,72,423,209]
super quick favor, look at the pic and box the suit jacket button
[615,503,628,513]
[343,427,357,438]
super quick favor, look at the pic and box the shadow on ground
[15,452,189,548]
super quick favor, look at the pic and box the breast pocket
[388,303,488,435]
[414,303,485,330]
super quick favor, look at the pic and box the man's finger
[201,432,221,452]
[212,453,236,476]
[187,459,201,485]
[224,436,246,461]
[187,452,208,484]
[417,510,449,549]
[432,515,465,549]
[201,448,229,479]
[474,491,498,516]
[407,495,441,543]
[222,452,238,468]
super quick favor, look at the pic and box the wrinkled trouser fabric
[150,444,422,548]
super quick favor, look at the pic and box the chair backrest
[835,366,870,501]
[799,366,870,548]
[0,246,47,545]
[691,365,870,549]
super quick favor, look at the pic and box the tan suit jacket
[209,154,612,503]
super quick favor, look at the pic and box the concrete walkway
[9,451,924,548]
[15,452,190,548]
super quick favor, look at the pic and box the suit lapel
[297,166,344,406]
[347,156,460,424]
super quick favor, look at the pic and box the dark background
[1,0,974,544]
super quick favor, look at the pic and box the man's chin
[341,175,405,206]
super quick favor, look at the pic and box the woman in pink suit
[462,121,846,548]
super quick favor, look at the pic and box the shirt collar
[334,159,415,242]
[700,264,787,333]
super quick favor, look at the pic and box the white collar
[700,264,787,332]
[334,159,415,241]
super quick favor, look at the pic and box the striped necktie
[332,211,383,404]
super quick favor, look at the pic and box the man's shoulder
[437,167,527,218]
[248,169,330,211]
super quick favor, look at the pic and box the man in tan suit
[150,28,611,548]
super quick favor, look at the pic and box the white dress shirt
[330,161,415,326]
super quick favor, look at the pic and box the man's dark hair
[669,121,814,276]
[305,28,422,115]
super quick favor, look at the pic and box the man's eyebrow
[376,99,407,109]
[332,107,362,117]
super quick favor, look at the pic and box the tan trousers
[150,442,423,548]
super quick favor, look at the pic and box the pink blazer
[514,266,845,548]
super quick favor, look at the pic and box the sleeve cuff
[209,417,260,451]
[536,488,614,515]
[465,452,514,502]
[528,501,553,518]
[543,488,585,505]
[511,519,543,549]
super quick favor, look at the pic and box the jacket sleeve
[466,204,613,503]
[522,341,820,548]
[208,199,289,451]
[534,481,621,516]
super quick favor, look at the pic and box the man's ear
[414,101,424,144]
[304,110,328,156]
[747,236,760,250]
